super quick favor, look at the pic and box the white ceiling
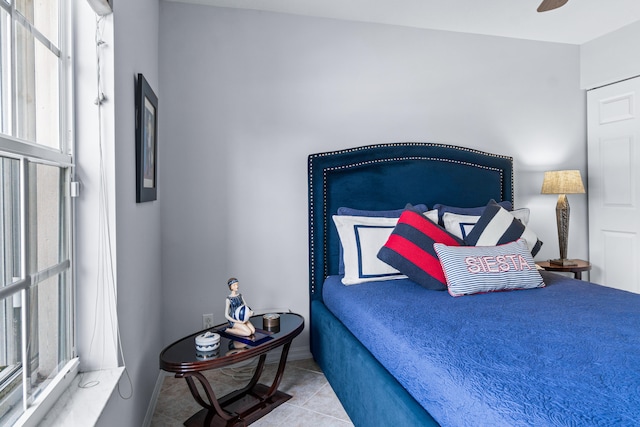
[169,0,640,45]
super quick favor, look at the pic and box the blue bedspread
[323,272,640,426]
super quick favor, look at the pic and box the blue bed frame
[308,143,513,426]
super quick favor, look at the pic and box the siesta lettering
[464,254,533,273]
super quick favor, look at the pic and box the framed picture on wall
[135,73,158,203]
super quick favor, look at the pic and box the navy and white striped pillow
[434,239,545,297]
[464,202,542,256]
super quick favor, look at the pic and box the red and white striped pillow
[377,208,464,291]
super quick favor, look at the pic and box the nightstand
[536,260,591,280]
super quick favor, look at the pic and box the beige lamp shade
[541,170,585,195]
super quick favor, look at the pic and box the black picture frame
[135,73,158,203]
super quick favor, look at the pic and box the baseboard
[262,343,311,364]
[142,370,169,427]
[286,344,313,362]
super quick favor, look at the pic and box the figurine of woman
[224,277,256,337]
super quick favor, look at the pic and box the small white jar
[195,331,221,352]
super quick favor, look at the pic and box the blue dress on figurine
[224,277,256,337]
[227,294,245,327]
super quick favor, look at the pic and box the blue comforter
[323,272,640,426]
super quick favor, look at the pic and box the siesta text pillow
[332,215,407,285]
[377,208,464,291]
[336,204,428,274]
[464,202,542,256]
[443,208,530,240]
[434,239,545,297]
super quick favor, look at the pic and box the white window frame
[0,0,76,424]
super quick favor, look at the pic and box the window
[0,0,74,425]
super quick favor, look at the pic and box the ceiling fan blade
[537,0,569,12]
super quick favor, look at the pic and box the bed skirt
[310,299,438,427]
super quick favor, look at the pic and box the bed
[307,143,640,426]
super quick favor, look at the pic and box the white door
[587,76,640,294]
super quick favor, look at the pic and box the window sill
[39,367,124,426]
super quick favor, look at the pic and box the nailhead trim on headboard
[308,142,514,296]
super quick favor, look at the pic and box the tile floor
[151,358,354,426]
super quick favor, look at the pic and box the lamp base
[549,258,578,266]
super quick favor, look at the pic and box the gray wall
[158,3,587,355]
[94,0,163,425]
[581,21,640,89]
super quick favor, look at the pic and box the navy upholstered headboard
[308,143,513,301]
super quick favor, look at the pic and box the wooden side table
[160,313,304,426]
[536,260,592,280]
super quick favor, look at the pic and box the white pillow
[424,209,439,223]
[333,210,439,285]
[443,208,530,240]
[332,215,407,285]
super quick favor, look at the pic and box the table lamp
[541,170,585,266]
